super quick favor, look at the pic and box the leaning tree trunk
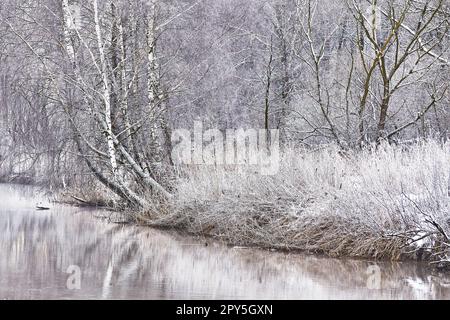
[61,0,154,206]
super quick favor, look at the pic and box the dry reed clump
[54,178,118,208]
[142,140,450,263]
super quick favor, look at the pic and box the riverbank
[3,183,450,299]
[136,141,450,266]
[55,141,450,267]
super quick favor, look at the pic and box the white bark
[147,0,158,108]
[118,13,133,148]
[146,0,162,151]
[62,0,149,206]
[93,0,118,174]
[62,0,76,68]
[111,1,133,151]
[145,1,173,168]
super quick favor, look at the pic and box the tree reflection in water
[1,184,450,300]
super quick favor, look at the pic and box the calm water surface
[1,184,450,300]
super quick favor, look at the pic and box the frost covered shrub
[144,140,449,261]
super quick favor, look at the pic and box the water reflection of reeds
[1,185,450,299]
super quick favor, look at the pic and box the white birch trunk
[93,0,118,174]
[111,1,133,151]
[62,0,77,69]
[117,14,133,149]
[147,0,158,108]
[146,0,162,152]
[62,0,149,206]
[62,0,171,201]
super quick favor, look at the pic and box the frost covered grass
[140,140,450,264]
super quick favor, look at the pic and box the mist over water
[0,184,49,210]
[1,184,450,300]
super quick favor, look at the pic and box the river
[1,183,450,300]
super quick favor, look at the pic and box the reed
[139,140,450,265]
